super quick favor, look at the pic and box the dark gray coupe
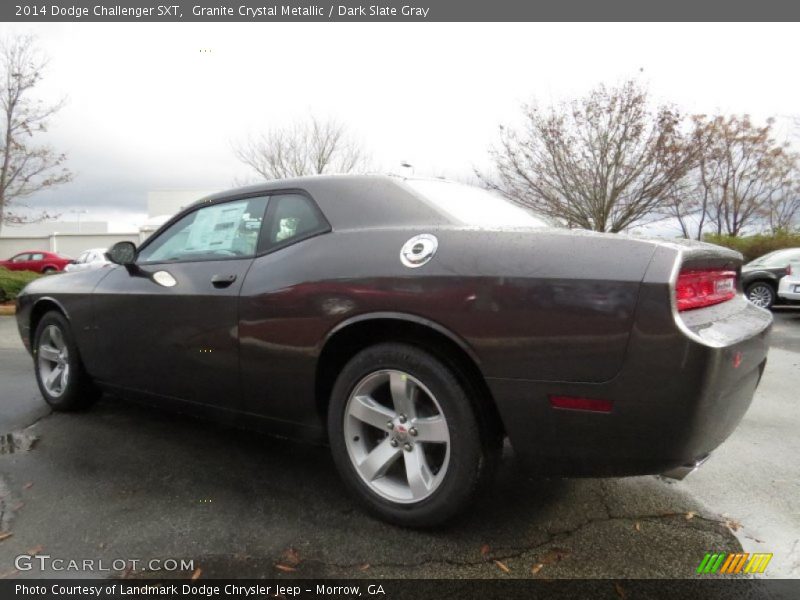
[15,175,772,526]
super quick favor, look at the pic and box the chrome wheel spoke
[350,395,396,430]
[358,437,402,481]
[389,371,417,419]
[39,344,60,363]
[50,326,65,350]
[404,448,435,500]
[412,415,449,443]
[46,365,63,391]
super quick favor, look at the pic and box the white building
[0,189,220,258]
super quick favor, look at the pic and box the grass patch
[704,232,800,263]
[0,267,41,303]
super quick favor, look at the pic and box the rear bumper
[490,294,771,477]
[778,277,800,301]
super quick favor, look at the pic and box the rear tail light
[675,268,737,311]
[787,264,793,276]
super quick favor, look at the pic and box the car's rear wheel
[33,311,100,411]
[328,343,497,527]
[746,282,776,309]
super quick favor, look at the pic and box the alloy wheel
[37,324,70,397]
[747,284,774,308]
[344,369,451,504]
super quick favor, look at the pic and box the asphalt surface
[0,310,797,580]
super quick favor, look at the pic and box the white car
[63,248,110,273]
[778,266,800,302]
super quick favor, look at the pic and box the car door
[89,195,269,410]
[8,253,31,272]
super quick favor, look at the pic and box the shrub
[704,232,800,263]
[0,268,41,303]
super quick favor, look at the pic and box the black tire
[41,267,56,274]
[33,311,100,411]
[745,281,776,310]
[328,342,499,527]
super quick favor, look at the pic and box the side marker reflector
[549,395,613,413]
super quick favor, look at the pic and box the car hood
[20,265,115,296]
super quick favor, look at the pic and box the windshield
[403,179,551,228]
[747,249,800,268]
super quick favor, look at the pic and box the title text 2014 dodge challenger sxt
[15,175,772,526]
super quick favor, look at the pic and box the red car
[0,251,72,273]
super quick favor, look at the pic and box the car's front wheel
[746,281,776,309]
[33,311,100,411]
[328,343,498,527]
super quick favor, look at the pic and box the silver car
[63,248,110,273]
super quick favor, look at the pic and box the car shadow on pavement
[0,395,742,579]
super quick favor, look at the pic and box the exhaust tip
[661,454,711,481]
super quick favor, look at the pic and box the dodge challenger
[15,175,772,526]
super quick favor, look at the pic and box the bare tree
[233,116,367,181]
[766,170,800,233]
[0,35,71,235]
[481,80,698,232]
[665,118,723,240]
[693,115,795,237]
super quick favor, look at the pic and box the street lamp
[70,209,88,233]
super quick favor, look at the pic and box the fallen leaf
[634,522,642,532]
[26,545,43,556]
[725,519,742,532]
[540,547,571,564]
[22,482,33,490]
[531,563,544,575]
[191,568,202,580]
[0,533,12,543]
[281,547,301,567]
[685,512,696,520]
[275,564,296,573]
[614,582,626,599]
[494,560,510,573]
[359,564,370,572]
[480,543,491,559]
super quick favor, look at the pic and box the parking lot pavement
[0,310,797,580]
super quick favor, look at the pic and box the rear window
[747,249,800,268]
[403,179,550,228]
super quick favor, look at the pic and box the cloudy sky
[3,22,800,233]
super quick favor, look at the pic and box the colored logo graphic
[697,552,772,574]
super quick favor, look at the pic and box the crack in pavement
[295,511,735,572]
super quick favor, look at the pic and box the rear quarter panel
[238,227,657,429]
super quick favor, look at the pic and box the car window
[30,253,45,261]
[76,252,89,263]
[11,254,30,262]
[263,194,328,250]
[748,249,800,267]
[137,196,269,264]
[403,179,551,228]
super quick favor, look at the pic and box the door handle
[211,274,237,288]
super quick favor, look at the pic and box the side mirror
[106,241,137,266]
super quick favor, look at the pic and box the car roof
[191,174,451,231]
